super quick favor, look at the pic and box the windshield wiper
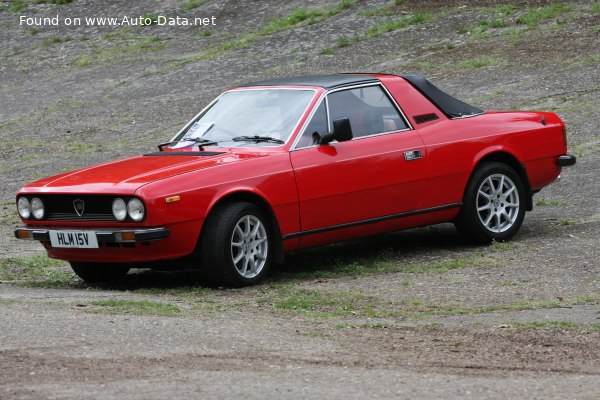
[157,137,219,151]
[232,135,284,144]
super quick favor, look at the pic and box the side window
[327,85,408,138]
[296,101,328,148]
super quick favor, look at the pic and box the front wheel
[454,162,526,244]
[70,262,130,283]
[200,202,272,287]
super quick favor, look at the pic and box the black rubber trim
[144,151,224,156]
[413,113,440,124]
[557,154,576,166]
[282,203,462,240]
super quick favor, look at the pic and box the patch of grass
[267,286,394,318]
[489,240,518,252]
[453,56,501,69]
[365,12,430,38]
[199,28,212,37]
[337,35,360,48]
[182,0,208,12]
[88,299,181,316]
[319,47,334,55]
[487,5,518,16]
[402,256,496,273]
[9,0,27,12]
[74,35,164,67]
[516,4,573,26]
[536,198,567,206]
[592,2,600,15]
[41,36,73,47]
[0,256,76,288]
[32,0,74,4]
[393,0,407,5]
[140,12,158,25]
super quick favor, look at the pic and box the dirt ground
[1,0,599,399]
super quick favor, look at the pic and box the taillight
[562,125,567,147]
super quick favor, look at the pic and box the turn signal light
[165,195,181,203]
[16,230,33,239]
[114,231,136,242]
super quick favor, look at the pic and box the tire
[454,162,526,244]
[70,262,130,283]
[200,202,272,287]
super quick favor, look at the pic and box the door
[290,84,429,234]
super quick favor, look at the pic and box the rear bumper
[14,227,170,243]
[557,154,576,167]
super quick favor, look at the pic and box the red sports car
[14,74,576,286]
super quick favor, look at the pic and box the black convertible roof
[401,74,483,118]
[240,73,483,119]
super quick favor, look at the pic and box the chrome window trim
[171,87,318,149]
[450,111,485,120]
[291,82,413,152]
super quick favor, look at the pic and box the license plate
[49,230,99,249]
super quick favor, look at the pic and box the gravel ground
[0,1,599,399]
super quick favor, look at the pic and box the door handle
[404,150,422,161]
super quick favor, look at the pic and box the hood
[21,150,267,195]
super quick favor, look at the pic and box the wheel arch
[471,150,533,211]
[201,190,285,263]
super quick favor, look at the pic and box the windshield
[169,88,315,148]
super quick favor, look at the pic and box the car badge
[73,199,85,217]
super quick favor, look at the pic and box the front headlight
[127,198,145,222]
[17,197,31,219]
[30,197,45,220]
[112,198,127,221]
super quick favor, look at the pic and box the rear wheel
[200,202,272,287]
[70,262,130,283]
[454,162,526,244]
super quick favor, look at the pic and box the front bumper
[14,227,170,243]
[557,154,576,167]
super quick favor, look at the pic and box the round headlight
[17,197,31,219]
[127,198,145,222]
[31,197,45,220]
[112,198,127,221]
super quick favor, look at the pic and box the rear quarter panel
[417,112,566,207]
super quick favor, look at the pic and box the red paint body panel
[15,74,571,265]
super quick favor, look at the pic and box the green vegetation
[592,2,600,15]
[0,256,77,288]
[89,299,181,316]
[200,29,213,37]
[454,56,501,69]
[75,35,163,67]
[182,0,209,12]
[140,12,158,25]
[319,47,334,55]
[365,12,430,38]
[516,4,572,26]
[264,285,600,320]
[536,199,567,206]
[337,35,360,48]
[268,287,394,318]
[41,36,72,47]
[262,0,357,34]
[10,0,73,11]
[484,5,518,16]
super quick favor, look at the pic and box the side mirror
[319,118,353,145]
